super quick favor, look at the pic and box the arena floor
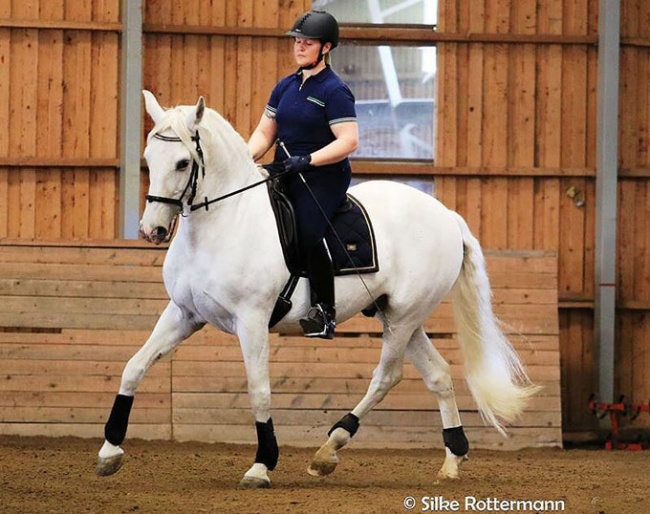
[1,435,648,514]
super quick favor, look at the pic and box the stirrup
[300,304,335,340]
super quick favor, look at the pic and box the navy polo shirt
[266,65,357,162]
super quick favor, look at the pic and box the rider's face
[293,38,329,67]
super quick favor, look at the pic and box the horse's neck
[179,166,275,251]
[177,115,278,252]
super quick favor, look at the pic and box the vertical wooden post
[119,0,143,239]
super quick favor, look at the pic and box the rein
[145,130,290,214]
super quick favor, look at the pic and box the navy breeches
[284,163,351,259]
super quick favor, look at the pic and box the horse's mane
[149,103,254,172]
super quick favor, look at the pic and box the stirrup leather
[299,304,335,339]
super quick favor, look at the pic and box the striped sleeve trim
[329,117,357,126]
[264,105,277,118]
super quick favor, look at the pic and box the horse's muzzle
[139,215,177,245]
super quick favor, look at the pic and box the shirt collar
[295,64,332,83]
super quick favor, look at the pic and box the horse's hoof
[307,459,338,477]
[96,453,124,476]
[436,453,468,481]
[436,470,461,481]
[238,476,271,489]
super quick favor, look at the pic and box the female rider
[248,11,358,340]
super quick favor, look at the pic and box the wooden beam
[0,19,121,32]
[351,161,596,177]
[142,23,596,46]
[0,158,119,168]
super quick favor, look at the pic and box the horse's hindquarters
[347,181,465,316]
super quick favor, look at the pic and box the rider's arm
[248,112,278,162]
[309,121,358,166]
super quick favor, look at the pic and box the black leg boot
[300,240,336,339]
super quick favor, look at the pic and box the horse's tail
[449,212,541,436]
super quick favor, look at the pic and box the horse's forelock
[148,107,200,162]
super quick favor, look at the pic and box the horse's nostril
[154,226,168,239]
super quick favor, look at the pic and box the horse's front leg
[96,302,202,476]
[236,322,277,489]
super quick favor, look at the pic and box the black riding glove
[282,154,312,175]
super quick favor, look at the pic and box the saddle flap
[267,183,378,278]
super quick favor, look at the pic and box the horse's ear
[187,96,205,129]
[143,90,164,124]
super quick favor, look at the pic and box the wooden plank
[0,312,162,331]
[0,29,10,159]
[170,407,561,430]
[172,423,561,449]
[172,376,561,399]
[0,391,168,408]
[169,360,560,383]
[0,296,168,316]
[507,179,535,248]
[171,391,561,412]
[35,15,64,239]
[0,243,167,264]
[0,343,159,362]
[169,345,560,369]
[436,42,458,166]
[0,262,163,281]
[0,374,169,393]
[0,278,167,298]
[0,406,169,424]
[0,359,169,376]
[558,178,587,295]
[0,423,171,440]
[533,178,560,251]
[508,1,536,169]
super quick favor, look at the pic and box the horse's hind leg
[96,302,201,476]
[308,324,411,477]
[406,327,468,480]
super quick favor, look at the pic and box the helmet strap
[300,41,326,71]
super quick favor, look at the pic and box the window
[314,0,437,161]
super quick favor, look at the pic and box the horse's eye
[176,159,190,171]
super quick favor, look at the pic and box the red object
[588,394,650,450]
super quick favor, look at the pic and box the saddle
[266,176,379,327]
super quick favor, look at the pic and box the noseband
[144,131,206,214]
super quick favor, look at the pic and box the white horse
[96,91,539,488]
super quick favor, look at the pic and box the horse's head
[139,90,205,244]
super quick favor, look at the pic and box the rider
[248,11,358,340]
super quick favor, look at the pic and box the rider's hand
[282,155,312,175]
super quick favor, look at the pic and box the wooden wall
[0,0,648,437]
[0,242,562,449]
[617,0,650,431]
[434,0,650,435]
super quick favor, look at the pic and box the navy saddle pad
[267,181,379,277]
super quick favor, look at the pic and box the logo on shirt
[306,96,325,108]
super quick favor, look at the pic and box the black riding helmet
[286,11,340,49]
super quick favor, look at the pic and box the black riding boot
[300,240,336,339]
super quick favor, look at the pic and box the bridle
[144,131,206,215]
[145,130,291,214]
